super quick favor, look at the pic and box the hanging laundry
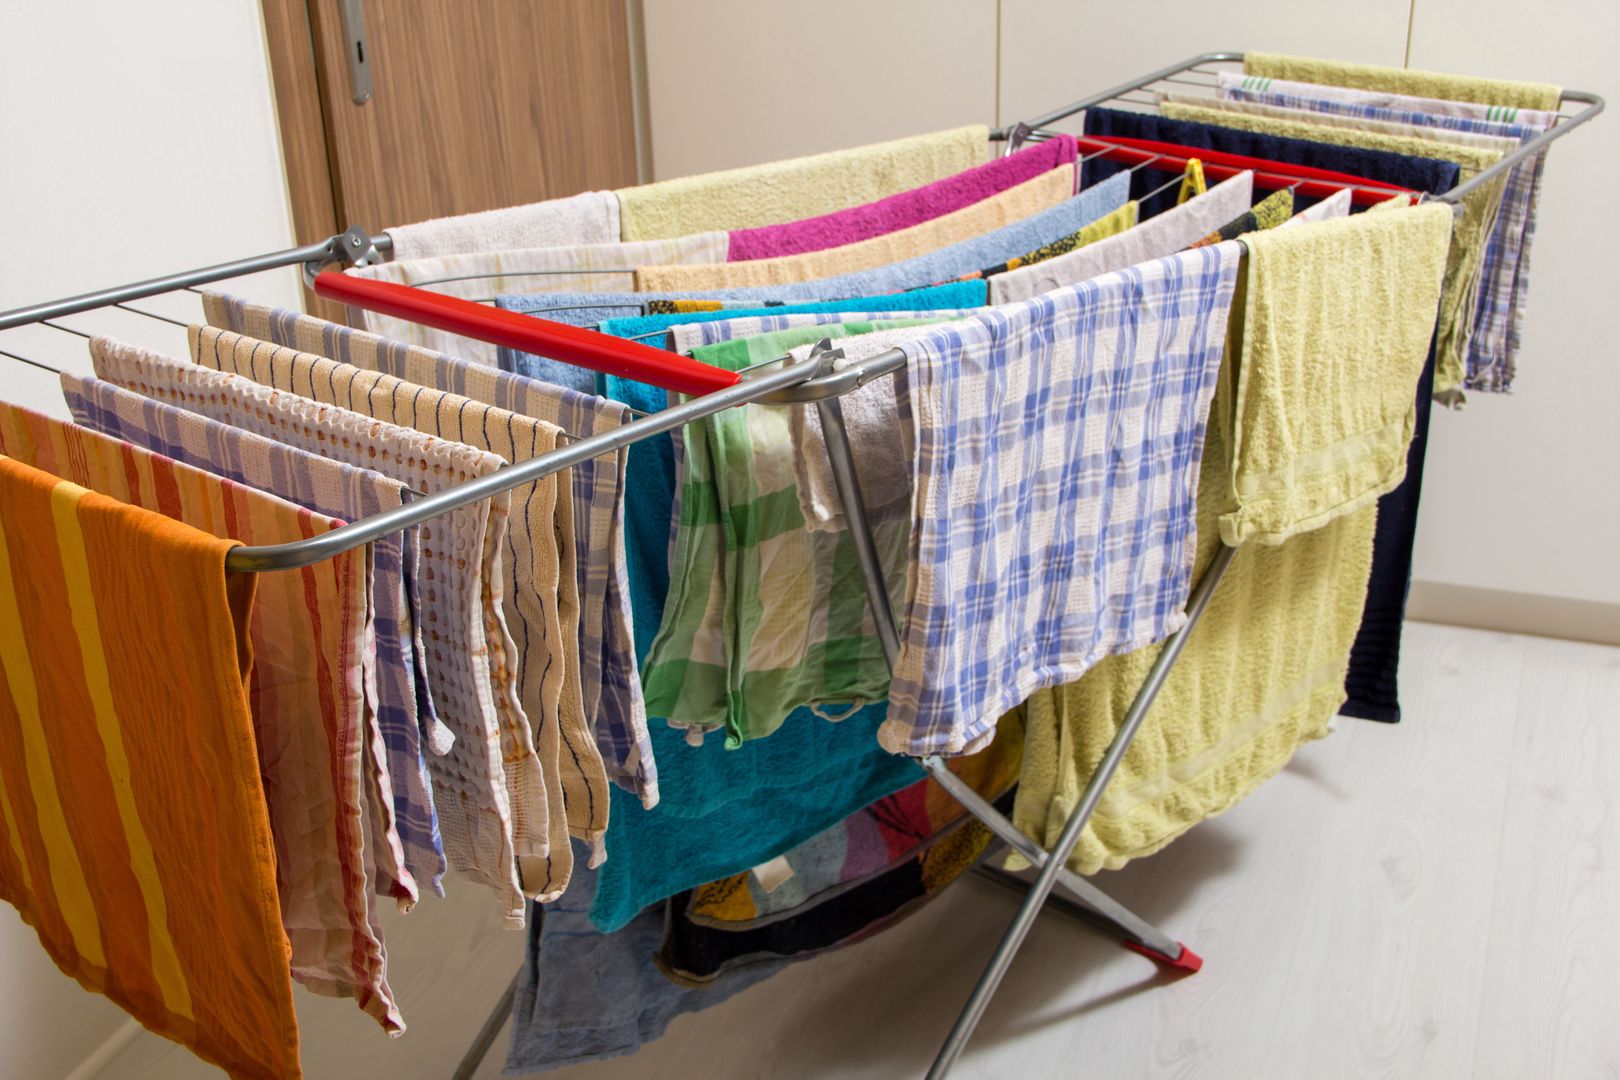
[883,245,1244,758]
[61,373,446,899]
[384,188,622,260]
[634,164,1077,291]
[727,135,1079,261]
[87,340,531,926]
[199,294,656,809]
[191,328,600,899]
[1286,186,1354,224]
[953,199,1139,281]
[593,281,988,342]
[1184,186,1294,247]
[0,453,303,1080]
[1241,51,1562,111]
[0,404,402,1035]
[614,124,991,241]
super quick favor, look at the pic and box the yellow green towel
[1160,101,1503,395]
[1243,51,1562,112]
[633,165,1074,291]
[614,125,989,241]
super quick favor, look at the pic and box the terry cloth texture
[87,339,531,928]
[1219,203,1454,544]
[383,189,621,260]
[614,125,990,241]
[190,328,603,898]
[0,403,404,1034]
[727,135,1079,261]
[683,714,1023,931]
[956,200,1141,281]
[0,453,303,1080]
[343,232,729,366]
[1242,52,1562,111]
[1157,101,1506,396]
[991,171,1256,303]
[593,281,988,342]
[1216,74,1553,393]
[883,244,1243,758]
[503,853,784,1075]
[635,165,1076,291]
[198,296,655,811]
[640,320,949,744]
[60,373,445,900]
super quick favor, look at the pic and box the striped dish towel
[87,339,531,927]
[0,403,402,1037]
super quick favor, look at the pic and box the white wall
[639,0,1619,619]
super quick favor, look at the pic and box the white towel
[383,190,621,260]
[1284,187,1353,225]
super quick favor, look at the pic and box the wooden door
[263,0,638,251]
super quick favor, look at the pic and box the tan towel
[633,165,1075,291]
[345,232,729,365]
[1160,101,1505,396]
[384,189,621,260]
[614,125,990,240]
[1243,51,1562,111]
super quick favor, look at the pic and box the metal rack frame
[0,51,1602,1080]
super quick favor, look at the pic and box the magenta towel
[726,135,1080,262]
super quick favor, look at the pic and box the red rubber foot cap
[1123,939,1204,974]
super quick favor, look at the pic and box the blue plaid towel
[881,243,1243,757]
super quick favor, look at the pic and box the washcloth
[991,171,1256,303]
[639,320,949,742]
[954,199,1141,281]
[0,406,400,1033]
[88,340,531,927]
[199,293,656,809]
[1219,203,1453,543]
[1242,51,1562,111]
[885,244,1243,758]
[728,136,1079,261]
[1158,101,1505,395]
[634,165,1076,291]
[60,374,445,899]
[0,454,302,1080]
[614,125,990,241]
[1216,74,1553,392]
[344,232,729,366]
[593,281,988,343]
[1186,187,1294,247]
[191,328,602,899]
[384,189,620,260]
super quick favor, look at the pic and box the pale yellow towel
[1160,101,1504,395]
[633,165,1074,291]
[1243,51,1562,111]
[614,125,990,241]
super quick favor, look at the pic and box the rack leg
[452,969,520,1080]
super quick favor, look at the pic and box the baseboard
[1407,581,1620,647]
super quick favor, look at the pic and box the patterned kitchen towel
[1242,52,1561,111]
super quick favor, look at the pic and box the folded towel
[343,233,728,366]
[199,294,655,811]
[728,136,1079,261]
[1159,100,1501,398]
[1221,203,1453,544]
[615,125,990,241]
[0,404,401,1033]
[88,340,531,927]
[1242,51,1562,111]
[634,165,1076,291]
[990,171,1255,303]
[383,189,620,260]
[0,453,303,1079]
[1216,75,1554,392]
[593,281,988,342]
[61,374,444,900]
[192,328,602,900]
[887,245,1243,758]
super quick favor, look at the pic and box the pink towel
[726,136,1079,262]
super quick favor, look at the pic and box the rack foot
[1122,938,1203,974]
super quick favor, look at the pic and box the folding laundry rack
[0,53,1601,1080]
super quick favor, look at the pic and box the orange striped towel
[0,452,302,1079]
[0,405,403,1034]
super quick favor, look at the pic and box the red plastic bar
[1078,135,1419,207]
[313,271,742,397]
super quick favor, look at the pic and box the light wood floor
[48,623,1620,1078]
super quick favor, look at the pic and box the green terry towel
[615,126,989,241]
[1243,52,1562,111]
[1160,101,1502,396]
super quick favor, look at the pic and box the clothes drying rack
[0,52,1601,1080]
